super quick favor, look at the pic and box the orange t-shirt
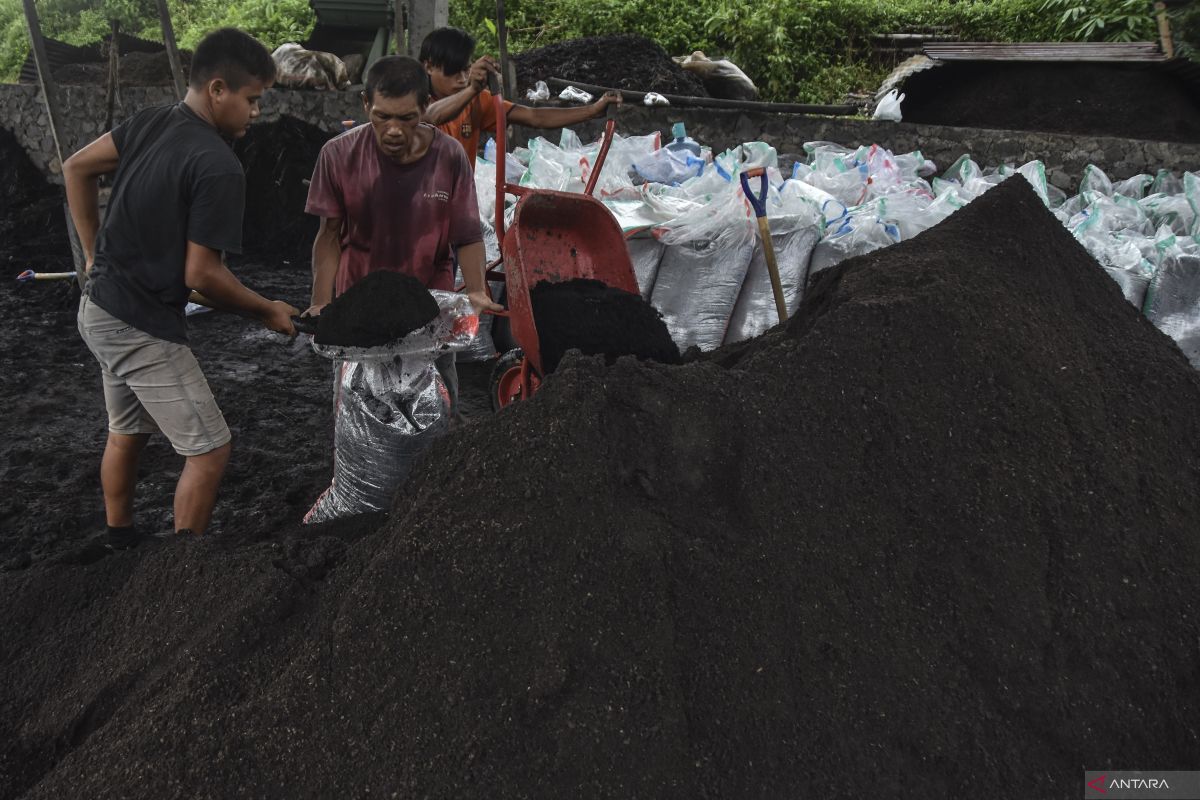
[435,89,515,164]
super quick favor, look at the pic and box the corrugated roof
[922,42,1167,62]
[877,41,1200,101]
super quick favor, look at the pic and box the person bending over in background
[420,26,623,165]
[64,28,298,552]
[304,55,502,409]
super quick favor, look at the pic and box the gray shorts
[77,295,231,456]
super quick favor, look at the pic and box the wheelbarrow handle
[495,92,510,244]
[739,167,769,218]
[583,118,617,197]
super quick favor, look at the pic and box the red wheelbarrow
[485,98,639,410]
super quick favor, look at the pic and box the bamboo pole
[154,0,187,99]
[394,0,406,55]
[496,0,512,98]
[21,0,86,290]
[104,20,119,132]
[1155,2,1175,59]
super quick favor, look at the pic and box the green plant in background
[1039,0,1157,42]
[0,0,313,83]
[10,0,1193,98]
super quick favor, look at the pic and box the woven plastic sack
[304,292,479,523]
[1145,254,1200,368]
[808,203,900,277]
[651,187,756,350]
[724,218,820,344]
[626,232,665,299]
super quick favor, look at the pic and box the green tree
[1039,0,1157,42]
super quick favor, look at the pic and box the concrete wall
[4,82,1199,189]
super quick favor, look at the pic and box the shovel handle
[739,167,769,218]
[583,118,617,197]
[16,270,76,282]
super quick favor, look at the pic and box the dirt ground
[0,258,495,569]
[3,179,1199,799]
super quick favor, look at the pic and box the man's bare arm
[422,56,498,125]
[507,91,622,130]
[457,240,503,314]
[63,133,120,270]
[184,241,297,334]
[307,215,342,315]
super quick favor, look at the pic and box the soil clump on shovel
[531,277,681,372]
[3,178,1200,799]
[312,270,440,347]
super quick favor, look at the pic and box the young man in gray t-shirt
[64,28,297,550]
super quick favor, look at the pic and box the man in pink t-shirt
[305,55,501,408]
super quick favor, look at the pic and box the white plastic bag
[526,80,550,102]
[873,89,904,122]
[558,85,593,103]
[633,147,704,186]
[643,92,670,107]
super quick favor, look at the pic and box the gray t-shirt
[88,102,244,343]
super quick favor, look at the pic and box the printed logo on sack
[460,122,473,139]
[1084,771,1200,799]
[423,190,450,203]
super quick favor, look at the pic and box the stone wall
[3,82,1199,188]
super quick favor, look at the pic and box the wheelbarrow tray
[502,188,640,376]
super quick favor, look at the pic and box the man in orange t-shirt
[420,27,622,165]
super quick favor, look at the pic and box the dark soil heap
[900,62,1200,142]
[53,50,193,87]
[3,179,1200,799]
[0,127,71,269]
[313,270,439,346]
[514,35,708,97]
[531,277,680,372]
[233,116,334,263]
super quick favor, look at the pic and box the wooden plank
[923,42,1166,63]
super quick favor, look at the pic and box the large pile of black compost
[531,277,680,372]
[0,127,71,270]
[233,116,334,263]
[54,50,193,87]
[514,34,708,98]
[4,178,1200,799]
[900,61,1200,142]
[312,270,439,347]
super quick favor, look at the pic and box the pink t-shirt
[305,123,482,295]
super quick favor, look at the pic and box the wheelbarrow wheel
[490,348,526,412]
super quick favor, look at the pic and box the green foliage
[452,0,1061,103]
[15,0,1175,100]
[0,0,313,83]
[168,0,314,51]
[0,0,27,81]
[1040,0,1157,42]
